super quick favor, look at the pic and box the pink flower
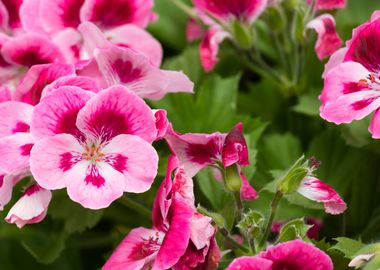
[30,86,158,209]
[307,14,342,60]
[240,172,258,201]
[193,0,268,24]
[78,22,194,100]
[227,240,333,270]
[103,156,220,270]
[0,173,23,210]
[320,12,380,138]
[307,0,346,11]
[5,184,52,228]
[0,0,23,30]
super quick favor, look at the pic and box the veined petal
[19,0,46,34]
[152,109,169,140]
[1,33,64,67]
[15,63,76,105]
[0,133,34,174]
[222,123,249,167]
[65,161,126,209]
[0,173,22,211]
[297,176,347,215]
[307,14,342,60]
[80,0,155,29]
[30,133,84,190]
[0,101,33,138]
[200,27,230,72]
[322,47,347,78]
[153,194,193,270]
[52,28,83,63]
[5,185,52,228]
[103,227,164,270]
[94,46,194,100]
[76,85,157,143]
[190,214,214,250]
[40,0,84,34]
[102,134,158,193]
[2,0,22,29]
[31,86,94,141]
[227,256,273,270]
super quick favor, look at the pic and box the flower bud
[232,20,253,49]
[237,210,265,238]
[224,164,242,192]
[277,156,309,194]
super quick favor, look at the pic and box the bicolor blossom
[320,11,380,138]
[165,123,258,201]
[227,240,333,270]
[306,0,346,11]
[30,86,159,209]
[5,184,52,228]
[307,14,342,60]
[103,156,220,270]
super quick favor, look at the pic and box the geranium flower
[320,11,380,138]
[30,86,158,209]
[227,240,333,270]
[307,14,342,60]
[103,156,220,270]
[5,184,52,228]
[306,0,346,11]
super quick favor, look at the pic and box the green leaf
[330,238,365,259]
[278,218,312,242]
[293,93,320,116]
[237,210,265,238]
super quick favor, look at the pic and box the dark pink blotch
[112,59,143,84]
[104,154,128,173]
[186,138,222,165]
[85,164,105,188]
[0,175,4,188]
[351,97,377,110]
[343,82,368,94]
[20,143,33,156]
[59,152,82,172]
[24,184,42,196]
[61,0,85,28]
[12,122,30,133]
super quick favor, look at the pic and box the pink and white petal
[76,85,157,143]
[19,0,46,34]
[0,174,21,210]
[349,253,375,268]
[240,173,258,201]
[80,0,155,29]
[31,86,94,140]
[259,240,333,269]
[153,193,193,270]
[0,86,11,102]
[30,133,84,190]
[190,213,214,250]
[41,75,101,99]
[0,133,34,174]
[320,61,371,106]
[369,109,380,139]
[93,46,193,100]
[0,1,9,31]
[307,14,342,60]
[307,0,346,10]
[5,185,52,228]
[65,161,126,209]
[222,123,249,167]
[15,63,76,105]
[102,134,158,193]
[165,125,225,177]
[40,0,84,34]
[52,28,83,63]
[103,227,164,270]
[186,19,205,42]
[78,21,111,56]
[321,90,380,124]
[200,27,230,72]
[0,101,33,137]
[227,256,273,270]
[105,24,163,67]
[75,59,108,88]
[1,33,65,67]
[152,109,169,140]
[322,47,347,78]
[297,177,347,215]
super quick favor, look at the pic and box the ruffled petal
[240,173,258,201]
[0,101,33,138]
[227,256,273,270]
[222,123,249,167]
[152,109,169,140]
[19,0,46,34]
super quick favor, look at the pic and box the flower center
[359,73,380,90]
[82,143,104,163]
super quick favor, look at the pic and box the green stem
[258,191,283,248]
[220,227,250,253]
[169,0,197,18]
[233,191,244,219]
[118,196,152,220]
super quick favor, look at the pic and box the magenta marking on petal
[129,233,162,260]
[24,184,42,196]
[351,97,377,110]
[84,164,105,188]
[16,50,53,67]
[12,122,30,133]
[2,0,22,28]
[185,140,221,165]
[343,82,368,94]
[112,59,143,84]
[103,154,128,173]
[0,175,4,188]
[85,0,135,28]
[61,0,85,28]
[59,152,82,172]
[20,143,33,156]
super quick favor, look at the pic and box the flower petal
[240,173,258,201]
[52,28,83,63]
[31,86,94,141]
[152,109,169,140]
[76,85,157,143]
[200,27,229,72]
[0,173,22,211]
[5,185,52,228]
[369,108,380,139]
[19,0,46,34]
[0,133,34,174]
[322,47,347,78]
[2,0,22,29]
[15,63,76,105]
[30,133,84,190]
[297,176,347,215]
[222,123,249,167]
[0,101,33,138]
[103,227,164,270]
[102,134,158,193]
[306,0,346,10]
[227,256,273,270]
